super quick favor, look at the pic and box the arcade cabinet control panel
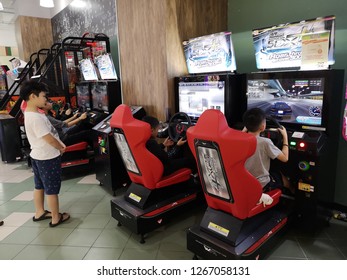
[87,111,107,126]
[287,130,326,156]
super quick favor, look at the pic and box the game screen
[178,79,225,119]
[76,84,91,109]
[183,31,237,74]
[91,82,109,112]
[247,77,324,126]
[252,16,335,70]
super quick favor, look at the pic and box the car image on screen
[269,101,292,119]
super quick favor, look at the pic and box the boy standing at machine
[20,80,70,227]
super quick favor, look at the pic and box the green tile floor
[0,159,347,260]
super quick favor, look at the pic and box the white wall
[0,23,17,46]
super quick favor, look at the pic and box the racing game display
[178,79,225,120]
[247,77,324,126]
[91,82,109,112]
[76,83,91,109]
[252,16,335,70]
[183,31,237,74]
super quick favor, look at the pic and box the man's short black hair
[243,108,266,132]
[20,80,48,101]
[142,115,159,129]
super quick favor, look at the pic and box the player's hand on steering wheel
[163,137,174,147]
[263,116,284,148]
[177,137,187,146]
[168,112,192,142]
[80,112,88,120]
[277,125,288,140]
[65,108,72,116]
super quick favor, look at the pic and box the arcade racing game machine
[0,65,9,102]
[3,34,117,171]
[73,79,125,182]
[185,109,290,260]
[51,36,122,172]
[0,66,21,163]
[247,69,345,228]
[109,105,201,243]
[180,32,293,260]
[247,15,343,229]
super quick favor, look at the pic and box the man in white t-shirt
[20,80,70,227]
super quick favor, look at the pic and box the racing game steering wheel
[168,112,192,142]
[261,116,284,148]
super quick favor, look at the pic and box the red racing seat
[64,141,88,152]
[110,104,191,190]
[187,109,281,220]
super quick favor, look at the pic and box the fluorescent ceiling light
[0,2,4,11]
[40,0,54,8]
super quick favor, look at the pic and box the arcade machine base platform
[187,203,293,259]
[111,179,201,243]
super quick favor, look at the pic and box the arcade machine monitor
[91,82,109,113]
[176,75,226,121]
[252,16,335,70]
[183,31,237,74]
[176,73,247,127]
[246,71,332,131]
[75,83,91,109]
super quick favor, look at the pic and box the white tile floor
[12,191,34,201]
[1,157,347,260]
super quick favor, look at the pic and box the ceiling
[0,0,16,25]
[0,0,74,27]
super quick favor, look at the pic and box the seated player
[142,116,196,176]
[242,108,293,203]
[55,102,72,120]
[42,101,93,147]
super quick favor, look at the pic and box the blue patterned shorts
[31,156,62,195]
